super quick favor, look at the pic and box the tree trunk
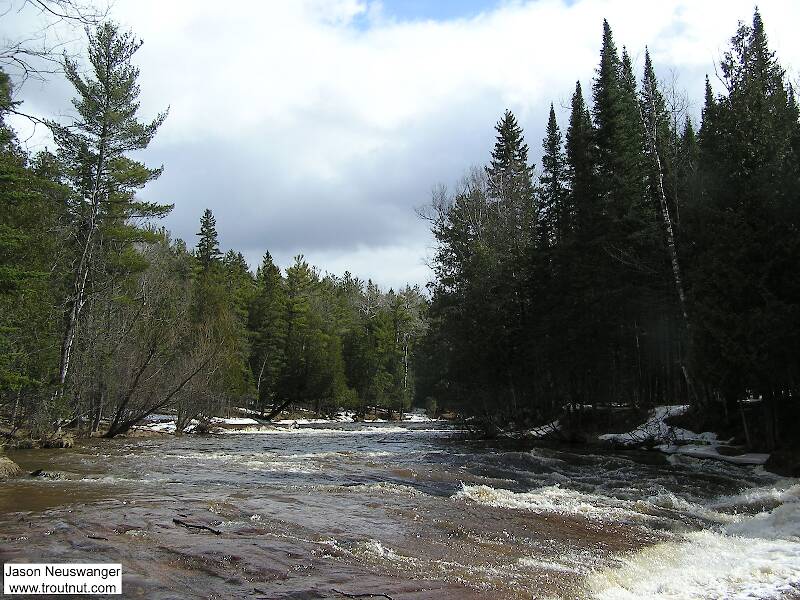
[640,94,699,407]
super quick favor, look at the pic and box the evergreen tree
[565,81,595,236]
[487,110,535,203]
[196,209,221,270]
[538,104,568,247]
[248,252,287,414]
[50,22,170,400]
[0,71,64,402]
[592,19,623,205]
[691,9,800,444]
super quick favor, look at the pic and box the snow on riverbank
[658,444,769,465]
[599,405,716,446]
[211,417,261,426]
[132,409,441,435]
[526,419,560,439]
[597,404,769,466]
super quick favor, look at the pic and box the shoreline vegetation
[1,8,799,483]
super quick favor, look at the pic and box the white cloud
[6,0,800,288]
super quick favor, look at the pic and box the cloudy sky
[5,0,800,288]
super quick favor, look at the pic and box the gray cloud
[6,0,800,288]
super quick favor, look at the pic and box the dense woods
[0,21,427,439]
[418,10,800,450]
[1,9,798,453]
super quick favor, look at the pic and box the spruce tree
[485,111,535,411]
[486,109,535,205]
[248,252,287,414]
[592,19,623,205]
[565,81,595,236]
[196,209,221,270]
[691,9,800,440]
[539,104,568,247]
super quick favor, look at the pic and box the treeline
[418,10,800,449]
[0,23,426,439]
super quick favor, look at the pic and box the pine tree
[486,109,536,251]
[50,22,169,398]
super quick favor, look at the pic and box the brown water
[1,423,798,599]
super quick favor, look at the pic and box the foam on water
[454,483,647,522]
[726,501,800,540]
[710,481,800,511]
[639,492,740,524]
[588,484,800,599]
[517,556,586,575]
[588,527,800,599]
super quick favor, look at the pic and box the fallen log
[172,518,222,535]
[332,589,394,600]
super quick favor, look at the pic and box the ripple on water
[2,425,799,600]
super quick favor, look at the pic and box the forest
[1,8,798,454]
[416,9,799,452]
[0,23,427,439]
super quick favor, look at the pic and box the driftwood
[332,589,394,600]
[29,469,62,479]
[172,518,221,535]
[87,535,109,541]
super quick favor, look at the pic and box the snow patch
[658,444,769,465]
[599,405,708,447]
[526,419,560,439]
[598,405,770,467]
[210,417,260,426]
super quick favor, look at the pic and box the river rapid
[1,422,799,599]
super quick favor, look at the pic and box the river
[1,422,799,599]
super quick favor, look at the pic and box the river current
[1,422,799,599]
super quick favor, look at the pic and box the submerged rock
[0,455,23,480]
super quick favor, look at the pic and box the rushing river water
[1,422,799,599]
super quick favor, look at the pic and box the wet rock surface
[1,424,798,599]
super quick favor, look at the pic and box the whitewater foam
[590,486,800,599]
[454,483,647,522]
[589,527,800,599]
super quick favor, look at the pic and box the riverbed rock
[765,449,800,477]
[0,455,23,480]
[41,433,75,449]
